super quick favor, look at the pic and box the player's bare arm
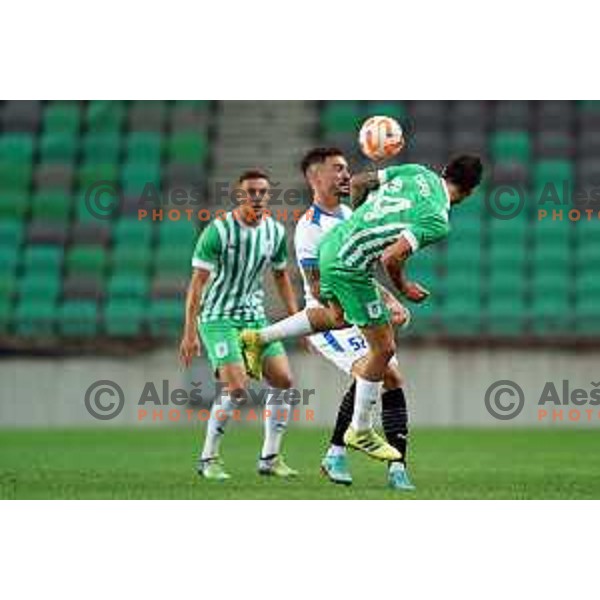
[301,264,321,300]
[272,268,299,316]
[179,268,211,368]
[381,237,430,303]
[376,282,410,326]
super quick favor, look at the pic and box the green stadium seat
[0,163,32,192]
[486,296,526,335]
[22,245,63,274]
[149,299,182,336]
[18,273,61,300]
[488,240,528,267]
[111,245,152,274]
[442,292,483,334]
[31,191,71,221]
[444,270,482,297]
[445,243,482,270]
[158,219,198,244]
[532,159,574,188]
[168,133,208,163]
[487,266,527,294]
[490,131,531,162]
[121,162,161,195]
[0,134,34,162]
[575,271,600,297]
[82,133,121,163]
[60,300,99,336]
[113,218,154,245]
[126,133,162,163]
[407,295,443,335]
[108,273,149,298]
[86,101,125,132]
[15,299,56,336]
[44,103,81,133]
[0,274,16,300]
[0,193,29,219]
[0,219,24,247]
[154,245,193,275]
[0,296,12,332]
[104,298,145,336]
[40,133,78,163]
[322,102,362,133]
[78,164,119,188]
[67,246,107,277]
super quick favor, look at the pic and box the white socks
[351,376,382,431]
[201,393,237,460]
[261,389,290,458]
[260,310,312,343]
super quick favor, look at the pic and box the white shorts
[308,326,399,375]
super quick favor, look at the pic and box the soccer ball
[359,115,404,162]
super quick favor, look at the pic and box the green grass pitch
[1,427,600,499]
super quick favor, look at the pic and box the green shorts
[198,318,286,372]
[319,242,390,328]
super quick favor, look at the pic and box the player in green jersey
[179,169,300,480]
[241,155,483,462]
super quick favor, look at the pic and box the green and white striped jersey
[192,211,288,322]
[322,164,451,272]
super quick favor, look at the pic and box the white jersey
[295,202,353,308]
[294,201,398,374]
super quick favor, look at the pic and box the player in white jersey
[294,148,415,490]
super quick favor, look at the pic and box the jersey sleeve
[402,214,449,252]
[294,220,321,269]
[271,223,288,270]
[378,166,405,185]
[192,221,223,272]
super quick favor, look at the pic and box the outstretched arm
[381,237,429,303]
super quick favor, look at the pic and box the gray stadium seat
[1,101,42,131]
[449,101,488,131]
[494,101,531,130]
[150,278,187,300]
[33,164,74,191]
[170,108,211,131]
[536,131,573,159]
[27,222,69,245]
[491,160,529,186]
[63,276,105,300]
[537,101,574,131]
[70,222,112,246]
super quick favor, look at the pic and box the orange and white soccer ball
[359,115,404,162]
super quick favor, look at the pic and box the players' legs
[200,361,248,463]
[258,304,346,344]
[261,354,295,463]
[350,322,396,431]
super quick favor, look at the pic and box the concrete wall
[1,346,599,428]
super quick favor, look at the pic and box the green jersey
[323,164,451,272]
[192,211,288,322]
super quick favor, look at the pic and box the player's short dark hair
[238,169,270,184]
[442,155,483,193]
[300,147,345,176]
